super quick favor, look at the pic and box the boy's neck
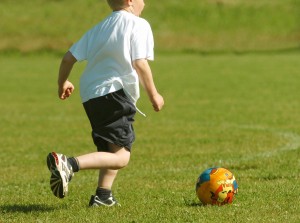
[121,6,134,14]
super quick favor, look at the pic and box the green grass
[0,0,299,52]
[1,1,299,222]
[0,51,299,222]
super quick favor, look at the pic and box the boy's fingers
[153,104,162,112]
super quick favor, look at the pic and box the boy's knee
[111,146,131,169]
[117,156,130,169]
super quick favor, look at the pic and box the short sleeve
[69,32,90,62]
[131,19,154,61]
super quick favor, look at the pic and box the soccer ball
[195,167,238,205]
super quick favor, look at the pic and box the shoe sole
[47,152,67,199]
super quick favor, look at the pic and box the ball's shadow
[184,199,204,207]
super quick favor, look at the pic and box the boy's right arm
[133,59,164,112]
[58,51,77,100]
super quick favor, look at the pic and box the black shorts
[83,89,136,152]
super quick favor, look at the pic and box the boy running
[46,0,164,207]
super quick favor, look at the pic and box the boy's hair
[107,0,127,10]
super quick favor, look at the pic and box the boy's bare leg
[98,168,118,189]
[84,143,129,206]
[76,144,130,170]
[97,143,126,189]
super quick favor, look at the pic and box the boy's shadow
[0,204,57,214]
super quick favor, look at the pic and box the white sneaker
[47,152,74,198]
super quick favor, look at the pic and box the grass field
[0,0,299,222]
[0,51,299,222]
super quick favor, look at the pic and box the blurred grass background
[0,0,299,53]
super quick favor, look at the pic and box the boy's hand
[58,80,75,100]
[150,93,164,112]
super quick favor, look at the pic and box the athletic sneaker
[89,194,121,207]
[47,152,74,199]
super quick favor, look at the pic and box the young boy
[46,0,164,207]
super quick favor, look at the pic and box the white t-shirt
[69,10,154,104]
